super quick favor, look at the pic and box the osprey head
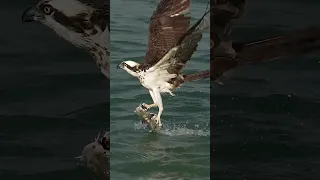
[117,60,141,77]
[21,0,110,79]
[21,0,101,46]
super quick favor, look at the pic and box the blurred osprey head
[22,0,110,78]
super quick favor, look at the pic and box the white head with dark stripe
[22,0,110,78]
[22,0,107,48]
[117,60,141,78]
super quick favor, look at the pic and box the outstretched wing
[167,8,210,75]
[149,7,209,76]
[142,0,191,68]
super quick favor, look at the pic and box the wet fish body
[135,104,161,132]
[75,131,110,179]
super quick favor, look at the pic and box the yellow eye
[43,6,51,14]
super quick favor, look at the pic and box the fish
[75,130,110,179]
[135,104,162,132]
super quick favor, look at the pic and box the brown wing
[167,26,203,75]
[167,8,209,75]
[141,0,191,68]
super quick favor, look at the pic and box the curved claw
[141,103,148,110]
[154,116,162,127]
[169,92,175,96]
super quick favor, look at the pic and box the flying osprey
[118,0,210,127]
[22,0,110,78]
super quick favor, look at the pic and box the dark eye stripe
[38,2,108,34]
[52,10,85,33]
[125,64,139,72]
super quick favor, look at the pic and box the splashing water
[133,121,210,137]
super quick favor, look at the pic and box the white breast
[139,66,177,92]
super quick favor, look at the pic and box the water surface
[110,0,210,179]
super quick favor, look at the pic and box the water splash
[133,121,210,137]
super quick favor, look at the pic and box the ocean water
[110,0,210,179]
[0,1,109,179]
[212,0,320,179]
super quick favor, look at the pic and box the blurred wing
[211,25,320,81]
[235,25,320,64]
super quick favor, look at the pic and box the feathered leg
[153,89,163,127]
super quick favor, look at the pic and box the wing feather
[141,0,191,69]
[153,8,209,76]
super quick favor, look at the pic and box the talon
[141,103,148,110]
[154,116,162,127]
[142,103,157,110]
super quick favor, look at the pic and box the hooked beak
[22,7,37,23]
[117,63,123,69]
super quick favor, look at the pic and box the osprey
[22,0,110,78]
[118,0,210,127]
